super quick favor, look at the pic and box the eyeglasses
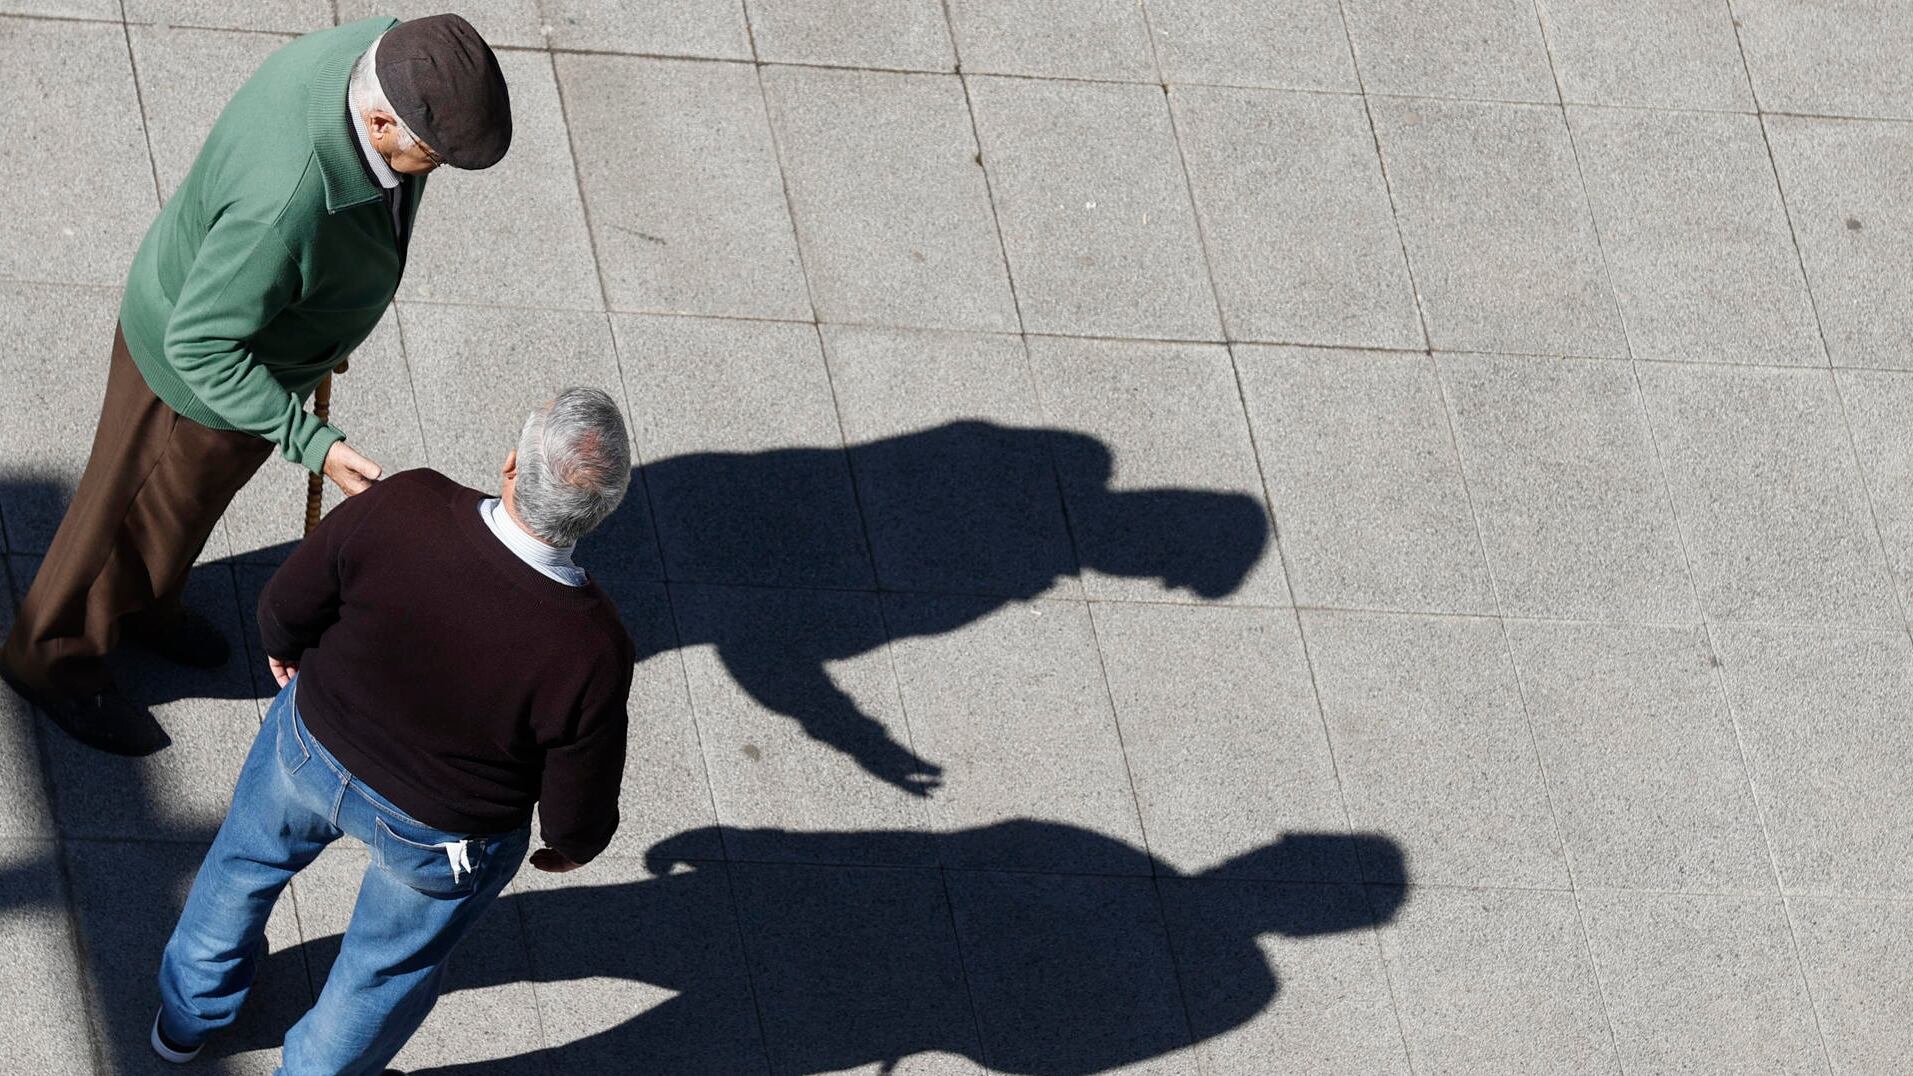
[415,138,446,169]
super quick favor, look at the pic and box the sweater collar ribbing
[307,17,399,215]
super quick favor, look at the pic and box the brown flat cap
[377,14,511,169]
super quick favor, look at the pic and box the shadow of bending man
[331,822,1407,1076]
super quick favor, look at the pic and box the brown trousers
[1,327,273,697]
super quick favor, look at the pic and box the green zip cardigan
[118,16,426,474]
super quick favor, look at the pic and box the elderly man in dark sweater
[151,388,635,1073]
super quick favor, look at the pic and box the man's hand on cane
[323,440,383,496]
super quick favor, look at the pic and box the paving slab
[1571,106,1822,366]
[945,0,1155,81]
[1537,0,1753,110]
[42,690,257,843]
[1092,601,1352,881]
[337,0,545,48]
[728,860,984,1074]
[1838,370,1913,614]
[0,281,121,555]
[1793,896,1913,1075]
[1342,0,1556,102]
[1300,610,1566,888]
[1171,85,1421,349]
[966,75,1221,340]
[746,0,954,71]
[556,54,809,319]
[1374,885,1617,1076]
[1505,621,1771,892]
[0,17,154,287]
[126,26,290,203]
[761,66,1016,332]
[1713,625,1913,897]
[399,50,602,311]
[1580,890,1826,1075]
[1028,335,1285,605]
[944,869,1194,1075]
[1734,0,1913,119]
[1157,877,1410,1075]
[0,0,114,18]
[1437,351,1695,621]
[0,595,54,839]
[612,313,871,589]
[1235,345,1493,615]
[123,0,327,33]
[1637,364,1898,626]
[820,324,1080,600]
[1145,0,1357,91]
[1767,116,1913,370]
[0,838,96,1075]
[669,583,934,864]
[514,856,773,1074]
[540,0,751,59]
[884,596,1146,874]
[1369,97,1624,357]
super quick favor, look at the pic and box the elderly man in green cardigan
[0,14,512,755]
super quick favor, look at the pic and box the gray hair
[348,36,419,151]
[514,387,632,546]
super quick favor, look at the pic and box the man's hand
[530,847,584,873]
[322,441,382,496]
[268,656,298,688]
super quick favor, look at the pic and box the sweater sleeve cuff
[297,423,345,475]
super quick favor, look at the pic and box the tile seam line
[115,0,165,214]
[1729,2,1884,1067]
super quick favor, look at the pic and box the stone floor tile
[43,699,256,843]
[1794,896,1913,1075]
[293,844,547,1074]
[1236,345,1493,614]
[729,861,985,1073]
[612,313,871,589]
[1370,98,1624,357]
[1342,0,1556,102]
[0,0,114,17]
[944,869,1194,1074]
[0,839,96,1075]
[222,310,420,564]
[884,596,1146,874]
[1505,621,1771,892]
[1437,352,1695,621]
[126,26,290,203]
[0,18,153,287]
[967,76,1221,339]
[669,584,934,863]
[761,67,1016,332]
[0,599,52,839]
[399,50,602,311]
[1713,625,1913,897]
[747,0,954,71]
[540,0,750,59]
[1092,602,1352,881]
[820,325,1080,600]
[1840,370,1913,613]
[1158,877,1411,1075]
[1734,0,1913,119]
[1571,106,1823,366]
[1301,610,1567,888]
[1376,885,1617,1076]
[64,840,308,1075]
[1580,890,1825,1075]
[945,0,1155,81]
[1172,85,1420,349]
[1637,364,1897,626]
[1027,336,1286,605]
[1146,0,1357,91]
[1768,116,1913,370]
[124,0,327,33]
[337,0,544,48]
[556,54,808,319]
[1538,0,1753,111]
[514,856,773,1074]
[0,282,120,555]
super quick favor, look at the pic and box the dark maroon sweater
[258,469,634,863]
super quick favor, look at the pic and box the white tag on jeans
[440,839,474,884]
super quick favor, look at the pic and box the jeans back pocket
[374,817,480,897]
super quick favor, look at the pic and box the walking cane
[303,360,349,536]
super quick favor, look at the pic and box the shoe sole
[150,1009,202,1064]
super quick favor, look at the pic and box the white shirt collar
[480,497,586,587]
[346,43,401,191]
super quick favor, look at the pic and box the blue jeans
[158,678,530,1075]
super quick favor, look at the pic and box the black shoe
[150,1008,202,1063]
[124,610,231,669]
[0,667,169,757]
